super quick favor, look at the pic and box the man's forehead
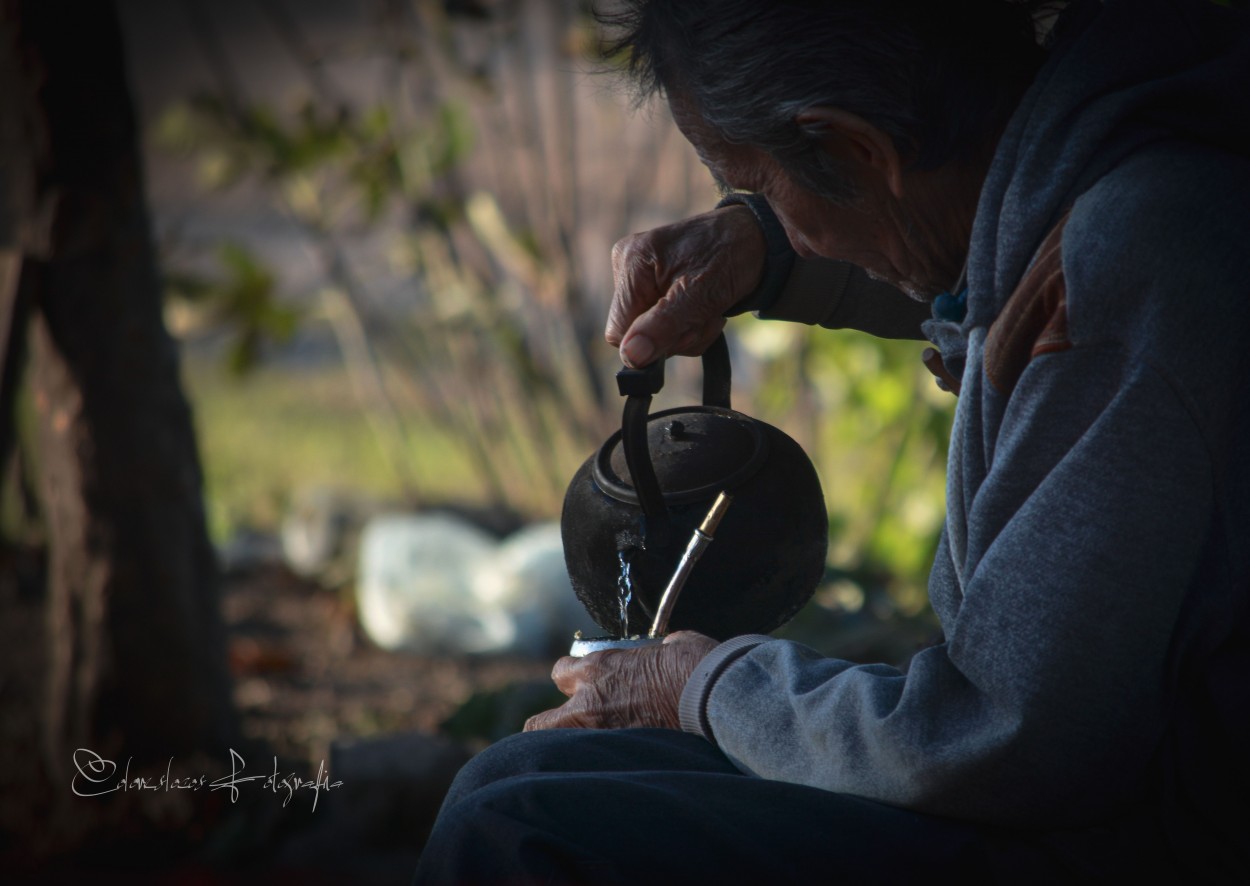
[667,96,765,193]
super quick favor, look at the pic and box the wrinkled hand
[524,631,719,731]
[607,205,766,368]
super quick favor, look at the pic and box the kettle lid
[592,405,768,506]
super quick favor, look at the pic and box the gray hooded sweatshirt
[679,0,1250,874]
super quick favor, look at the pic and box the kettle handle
[614,332,732,406]
[700,334,732,410]
[615,333,733,547]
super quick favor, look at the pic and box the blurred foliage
[153,0,953,611]
[157,94,475,227]
[185,362,432,542]
[739,321,953,601]
[155,0,625,522]
[166,243,300,375]
[774,567,940,664]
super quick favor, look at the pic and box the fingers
[607,233,665,344]
[523,709,552,731]
[659,630,720,672]
[607,234,662,350]
[526,636,720,732]
[670,315,728,359]
[620,281,728,368]
[550,654,592,697]
[661,629,707,645]
[609,233,708,367]
[606,206,765,368]
[525,660,608,731]
[524,702,586,732]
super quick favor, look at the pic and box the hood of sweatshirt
[961,0,1250,330]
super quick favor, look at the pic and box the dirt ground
[216,560,563,879]
[222,560,554,772]
[0,549,559,882]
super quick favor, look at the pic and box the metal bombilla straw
[648,491,734,639]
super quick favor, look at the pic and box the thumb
[617,287,728,368]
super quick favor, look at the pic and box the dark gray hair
[598,0,1051,201]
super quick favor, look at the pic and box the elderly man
[415,1,1250,881]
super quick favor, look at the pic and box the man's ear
[795,106,905,199]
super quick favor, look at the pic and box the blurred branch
[159,0,718,522]
[257,0,345,110]
[182,0,247,115]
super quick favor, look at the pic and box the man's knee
[440,732,535,805]
[417,772,619,885]
[439,729,595,811]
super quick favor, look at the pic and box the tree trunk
[0,0,237,856]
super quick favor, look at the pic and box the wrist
[678,634,772,742]
[714,194,797,317]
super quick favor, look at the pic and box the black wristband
[715,193,797,316]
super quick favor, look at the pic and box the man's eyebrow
[711,171,748,198]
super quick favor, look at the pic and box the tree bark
[0,0,237,855]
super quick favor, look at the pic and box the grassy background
[185,356,482,542]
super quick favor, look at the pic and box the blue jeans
[413,728,1175,884]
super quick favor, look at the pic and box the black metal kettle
[560,334,827,640]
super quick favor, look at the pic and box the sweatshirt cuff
[758,257,855,325]
[714,194,796,316]
[678,634,773,743]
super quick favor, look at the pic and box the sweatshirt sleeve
[761,258,932,340]
[716,193,930,340]
[679,342,1211,828]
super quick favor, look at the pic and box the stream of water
[617,550,634,638]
